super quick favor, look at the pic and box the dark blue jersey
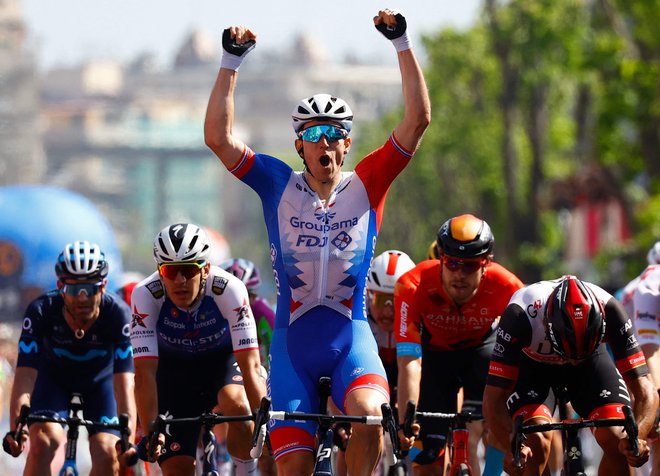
[17,290,134,383]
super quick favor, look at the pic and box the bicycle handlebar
[512,405,640,468]
[3,403,135,465]
[251,397,272,459]
[622,405,640,457]
[2,405,30,455]
[413,410,484,422]
[381,403,400,466]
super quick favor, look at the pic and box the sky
[20,0,481,69]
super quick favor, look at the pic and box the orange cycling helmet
[437,214,494,259]
[545,276,606,361]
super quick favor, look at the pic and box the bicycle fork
[448,424,472,475]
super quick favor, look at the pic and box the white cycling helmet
[367,250,415,294]
[291,93,353,133]
[153,223,211,265]
[647,241,660,265]
[55,241,109,281]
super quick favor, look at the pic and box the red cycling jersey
[394,260,523,354]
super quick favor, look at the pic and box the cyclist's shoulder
[397,260,438,288]
[204,266,251,304]
[483,262,524,289]
[100,292,131,322]
[635,265,660,296]
[131,272,163,299]
[507,280,555,309]
[25,290,60,312]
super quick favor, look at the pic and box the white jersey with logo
[130,265,258,359]
[633,265,660,346]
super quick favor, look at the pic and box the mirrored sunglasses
[370,291,394,308]
[442,256,487,274]
[159,262,205,280]
[298,125,348,143]
[62,282,104,297]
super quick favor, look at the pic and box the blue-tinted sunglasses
[62,282,104,297]
[298,125,348,143]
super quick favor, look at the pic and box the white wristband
[391,32,412,52]
[220,53,245,71]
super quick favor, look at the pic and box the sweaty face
[368,291,395,332]
[440,256,488,305]
[159,262,209,308]
[297,121,351,184]
[61,280,105,322]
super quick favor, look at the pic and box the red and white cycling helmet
[291,93,353,133]
[367,250,415,294]
[544,276,606,361]
[55,241,108,281]
[153,223,210,265]
[220,258,261,292]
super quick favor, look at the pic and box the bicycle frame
[149,412,255,475]
[403,401,483,476]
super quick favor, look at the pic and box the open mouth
[319,155,330,167]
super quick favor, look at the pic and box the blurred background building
[0,0,404,307]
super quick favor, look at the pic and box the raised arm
[204,26,257,169]
[374,10,431,152]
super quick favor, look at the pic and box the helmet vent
[188,235,199,252]
[371,271,381,287]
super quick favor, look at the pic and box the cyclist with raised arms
[130,224,266,476]
[4,241,136,476]
[484,275,658,476]
[220,258,275,371]
[395,214,523,475]
[204,8,430,475]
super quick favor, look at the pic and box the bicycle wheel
[451,463,470,476]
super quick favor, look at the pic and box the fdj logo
[296,235,328,247]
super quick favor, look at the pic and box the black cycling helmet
[55,241,109,281]
[544,276,606,361]
[437,214,494,259]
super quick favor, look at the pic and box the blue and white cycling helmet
[55,241,109,281]
[220,258,261,292]
[153,223,210,265]
[291,93,353,133]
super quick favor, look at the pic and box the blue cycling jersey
[17,290,134,379]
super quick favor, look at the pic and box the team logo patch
[131,306,148,329]
[234,301,250,322]
[332,231,352,250]
[146,280,164,299]
[212,276,228,295]
[169,442,181,452]
[232,375,243,382]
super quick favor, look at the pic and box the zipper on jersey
[317,189,337,303]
